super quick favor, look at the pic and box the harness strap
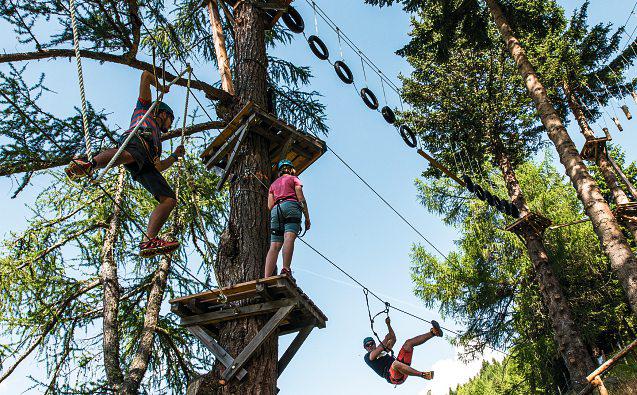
[364,288,395,357]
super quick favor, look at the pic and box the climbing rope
[68,0,93,162]
[363,288,394,357]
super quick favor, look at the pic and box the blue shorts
[270,201,302,243]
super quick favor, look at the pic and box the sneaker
[280,267,295,281]
[139,237,180,258]
[421,371,434,380]
[65,159,94,180]
[431,320,443,337]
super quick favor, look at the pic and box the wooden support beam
[207,0,235,95]
[221,303,296,381]
[188,326,248,380]
[180,298,295,327]
[417,149,465,187]
[277,325,313,377]
[586,337,637,383]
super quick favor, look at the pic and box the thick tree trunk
[485,0,637,317]
[492,136,595,387]
[101,167,126,391]
[563,82,637,243]
[193,3,277,394]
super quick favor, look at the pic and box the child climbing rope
[64,70,184,258]
[363,317,442,385]
[264,159,311,278]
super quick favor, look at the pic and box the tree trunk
[563,81,637,243]
[193,3,277,394]
[491,135,595,388]
[485,0,637,317]
[101,167,126,391]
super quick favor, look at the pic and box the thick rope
[68,0,93,162]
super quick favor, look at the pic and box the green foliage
[412,156,637,392]
[450,358,530,395]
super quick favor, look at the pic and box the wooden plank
[221,303,296,381]
[204,124,244,169]
[180,298,296,327]
[277,325,313,377]
[170,275,288,305]
[417,149,465,187]
[188,326,247,380]
[207,0,235,95]
[216,120,250,189]
[200,102,255,159]
[276,279,327,327]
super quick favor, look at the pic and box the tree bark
[491,135,595,388]
[485,0,637,317]
[563,81,637,243]
[192,3,277,394]
[101,167,126,391]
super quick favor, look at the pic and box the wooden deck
[200,101,326,188]
[580,137,610,162]
[505,211,553,237]
[615,202,637,224]
[170,275,327,382]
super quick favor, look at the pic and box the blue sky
[1,0,636,394]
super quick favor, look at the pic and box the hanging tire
[360,88,379,110]
[474,185,486,201]
[382,106,396,124]
[334,61,354,84]
[492,196,501,209]
[399,125,417,148]
[484,191,495,206]
[510,203,521,218]
[461,175,475,193]
[282,7,304,34]
[497,198,507,213]
[308,35,329,60]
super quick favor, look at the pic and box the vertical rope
[68,0,93,162]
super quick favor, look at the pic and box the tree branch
[0,121,224,177]
[0,49,232,102]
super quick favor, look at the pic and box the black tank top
[364,351,395,381]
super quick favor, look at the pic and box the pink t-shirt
[269,175,302,203]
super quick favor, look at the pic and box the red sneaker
[280,267,295,281]
[65,159,94,180]
[139,237,180,258]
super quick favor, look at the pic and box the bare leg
[402,331,435,352]
[264,242,283,277]
[93,148,136,168]
[145,196,176,240]
[391,361,432,379]
[281,232,297,271]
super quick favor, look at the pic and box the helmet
[156,102,174,120]
[363,337,375,347]
[278,159,294,170]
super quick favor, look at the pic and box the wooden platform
[580,137,610,162]
[170,275,327,382]
[615,202,637,224]
[201,101,326,188]
[505,211,553,237]
[220,0,293,28]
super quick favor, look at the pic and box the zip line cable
[0,90,222,296]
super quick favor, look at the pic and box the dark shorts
[270,200,302,243]
[119,134,175,202]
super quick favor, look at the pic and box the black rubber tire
[474,185,486,201]
[382,106,396,124]
[334,61,354,84]
[282,7,305,34]
[492,196,502,210]
[510,203,521,218]
[461,175,474,193]
[360,88,379,110]
[399,125,417,148]
[485,190,495,206]
[308,35,329,60]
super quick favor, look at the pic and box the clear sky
[1,1,636,394]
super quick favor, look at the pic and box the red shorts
[388,347,413,385]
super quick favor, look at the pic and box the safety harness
[364,288,395,357]
[271,197,305,238]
